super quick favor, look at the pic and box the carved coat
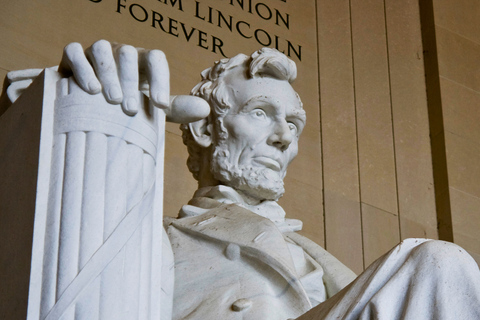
[162,186,480,320]
[163,186,356,320]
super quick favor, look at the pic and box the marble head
[181,48,306,202]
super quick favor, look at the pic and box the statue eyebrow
[289,109,306,125]
[244,95,273,105]
[239,95,277,114]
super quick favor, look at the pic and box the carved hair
[180,48,298,180]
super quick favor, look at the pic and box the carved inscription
[89,0,303,61]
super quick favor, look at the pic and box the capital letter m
[161,0,183,11]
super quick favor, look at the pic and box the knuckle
[91,40,112,58]
[147,49,166,63]
[64,42,83,59]
[92,39,110,51]
[118,45,138,61]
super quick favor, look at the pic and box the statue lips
[252,156,283,171]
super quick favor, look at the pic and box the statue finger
[166,95,210,123]
[60,42,101,94]
[115,45,140,115]
[85,40,123,104]
[142,49,170,109]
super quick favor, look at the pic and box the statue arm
[0,68,52,114]
[285,232,357,298]
[3,68,44,103]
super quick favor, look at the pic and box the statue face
[210,70,306,201]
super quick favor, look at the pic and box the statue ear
[188,118,212,148]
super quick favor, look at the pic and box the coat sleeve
[285,232,357,298]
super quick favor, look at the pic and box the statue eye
[252,109,266,118]
[288,122,298,135]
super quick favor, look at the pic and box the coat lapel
[170,203,311,308]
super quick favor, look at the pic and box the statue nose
[267,120,293,151]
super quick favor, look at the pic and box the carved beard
[210,142,285,201]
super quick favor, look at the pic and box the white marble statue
[4,40,480,320]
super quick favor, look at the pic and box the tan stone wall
[432,0,480,264]
[317,0,438,273]
[1,0,477,277]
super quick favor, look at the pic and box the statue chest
[167,224,312,320]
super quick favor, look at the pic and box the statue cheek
[224,115,251,137]
[229,126,263,146]
[287,144,299,163]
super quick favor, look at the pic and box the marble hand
[58,39,209,122]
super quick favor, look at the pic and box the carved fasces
[37,76,161,320]
[25,40,209,320]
